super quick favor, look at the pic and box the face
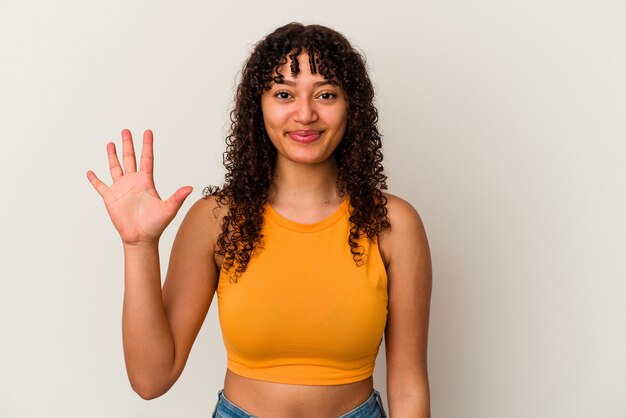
[261,53,348,166]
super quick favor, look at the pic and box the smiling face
[260,53,348,167]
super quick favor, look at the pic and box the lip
[287,130,322,144]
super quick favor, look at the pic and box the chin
[285,153,333,165]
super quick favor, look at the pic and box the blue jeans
[211,389,387,418]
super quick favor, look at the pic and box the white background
[1,0,625,417]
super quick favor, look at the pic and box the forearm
[387,378,430,418]
[387,392,430,418]
[122,242,176,398]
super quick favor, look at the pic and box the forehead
[269,50,339,86]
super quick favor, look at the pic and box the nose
[293,99,319,125]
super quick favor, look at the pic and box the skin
[260,53,348,218]
[86,53,431,417]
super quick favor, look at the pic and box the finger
[121,129,137,173]
[139,130,154,175]
[165,186,193,215]
[107,142,124,179]
[86,170,109,197]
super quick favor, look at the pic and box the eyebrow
[274,80,332,88]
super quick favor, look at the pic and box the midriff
[223,369,374,418]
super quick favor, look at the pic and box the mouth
[287,130,323,143]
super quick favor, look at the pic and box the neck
[268,157,342,207]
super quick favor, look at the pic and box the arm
[379,194,432,417]
[122,197,220,399]
[87,129,221,399]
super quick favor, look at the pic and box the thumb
[165,186,194,215]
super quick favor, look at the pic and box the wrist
[122,239,160,252]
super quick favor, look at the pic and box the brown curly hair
[203,22,390,280]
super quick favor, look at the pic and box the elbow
[135,388,164,401]
[129,376,173,400]
[124,355,182,400]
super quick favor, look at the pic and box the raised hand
[87,129,193,245]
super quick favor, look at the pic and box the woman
[87,23,432,418]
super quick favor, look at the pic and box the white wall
[1,0,624,417]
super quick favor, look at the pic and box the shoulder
[176,195,230,252]
[184,194,228,226]
[186,194,230,222]
[382,192,423,227]
[378,192,429,268]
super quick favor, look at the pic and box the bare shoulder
[164,194,230,292]
[173,195,230,255]
[382,192,424,228]
[379,192,430,267]
[186,194,229,220]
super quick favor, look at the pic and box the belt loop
[373,390,387,418]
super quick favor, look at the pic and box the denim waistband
[211,388,387,418]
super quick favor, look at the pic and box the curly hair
[203,22,390,281]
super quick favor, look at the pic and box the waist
[222,369,375,417]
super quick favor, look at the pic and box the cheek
[334,102,348,128]
[260,97,277,127]
[334,110,348,133]
[263,107,288,130]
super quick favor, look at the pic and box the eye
[319,92,336,100]
[274,91,292,100]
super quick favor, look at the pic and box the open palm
[87,129,192,245]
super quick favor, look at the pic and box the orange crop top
[217,199,388,385]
